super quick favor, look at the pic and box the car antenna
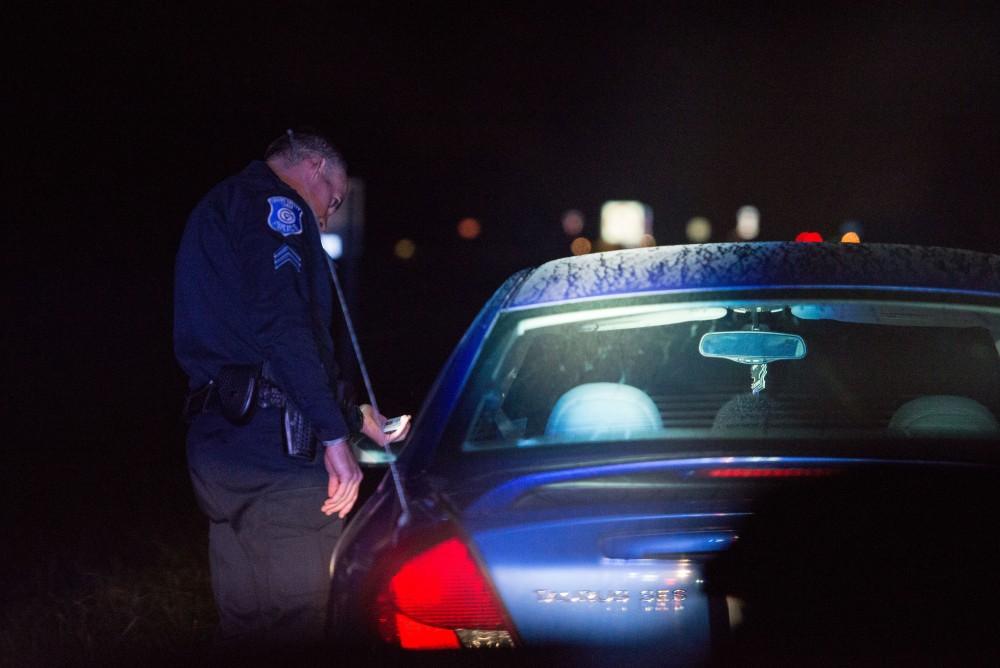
[325,255,412,527]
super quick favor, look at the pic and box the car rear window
[458,298,1000,451]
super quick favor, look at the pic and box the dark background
[0,2,1000,662]
[4,2,1000,657]
[12,2,1000,444]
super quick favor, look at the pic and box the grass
[0,441,217,667]
[0,535,216,667]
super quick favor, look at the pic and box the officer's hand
[386,414,412,443]
[321,439,362,518]
[360,404,412,445]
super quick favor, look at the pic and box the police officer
[174,130,409,647]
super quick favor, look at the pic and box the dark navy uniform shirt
[175,161,348,442]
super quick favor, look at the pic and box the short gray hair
[265,128,346,171]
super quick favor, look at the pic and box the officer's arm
[235,193,349,442]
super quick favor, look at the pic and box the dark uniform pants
[186,407,342,646]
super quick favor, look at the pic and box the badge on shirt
[266,196,304,236]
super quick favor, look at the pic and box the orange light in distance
[394,239,416,260]
[570,237,592,256]
[457,218,481,240]
[840,231,861,243]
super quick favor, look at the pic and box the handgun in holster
[281,401,317,461]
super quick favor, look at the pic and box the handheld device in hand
[383,415,409,433]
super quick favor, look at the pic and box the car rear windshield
[458,297,1000,451]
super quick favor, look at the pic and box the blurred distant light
[320,233,343,259]
[640,233,656,247]
[562,209,585,236]
[394,238,416,259]
[794,231,824,242]
[457,217,481,240]
[601,201,652,248]
[570,237,592,256]
[841,231,861,243]
[686,217,712,243]
[736,206,760,240]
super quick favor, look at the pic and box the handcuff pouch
[216,364,261,424]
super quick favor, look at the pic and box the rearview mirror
[699,330,806,364]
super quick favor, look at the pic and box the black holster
[282,402,317,461]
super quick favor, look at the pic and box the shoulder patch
[266,196,304,236]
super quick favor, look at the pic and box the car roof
[508,242,1000,308]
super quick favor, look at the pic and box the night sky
[10,2,1000,457]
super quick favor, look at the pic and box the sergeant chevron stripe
[273,244,302,271]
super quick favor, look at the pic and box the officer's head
[265,129,348,230]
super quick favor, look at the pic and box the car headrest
[545,382,663,439]
[888,395,999,437]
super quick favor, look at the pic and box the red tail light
[376,537,515,649]
[794,231,824,242]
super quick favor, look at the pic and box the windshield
[458,297,1000,451]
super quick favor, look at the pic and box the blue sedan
[329,242,1000,662]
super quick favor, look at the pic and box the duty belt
[181,377,287,422]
